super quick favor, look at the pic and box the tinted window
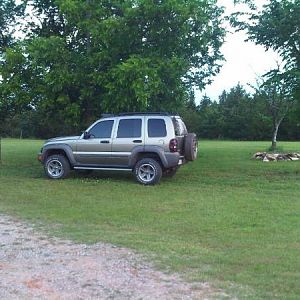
[89,120,114,138]
[117,119,142,138]
[148,119,167,137]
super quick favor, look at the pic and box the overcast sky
[196,0,279,102]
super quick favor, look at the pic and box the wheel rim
[138,163,156,183]
[47,159,63,178]
[193,139,198,157]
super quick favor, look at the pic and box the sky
[197,0,279,102]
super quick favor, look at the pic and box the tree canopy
[1,0,299,143]
[233,0,300,97]
[0,0,226,135]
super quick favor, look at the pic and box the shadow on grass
[71,170,134,182]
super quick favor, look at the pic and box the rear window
[117,118,142,138]
[148,119,167,137]
[172,117,187,136]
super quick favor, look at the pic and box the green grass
[0,139,300,299]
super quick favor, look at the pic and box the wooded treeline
[182,84,300,141]
[2,82,300,141]
[0,0,299,144]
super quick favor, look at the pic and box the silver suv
[38,113,197,185]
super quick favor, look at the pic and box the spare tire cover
[184,133,197,161]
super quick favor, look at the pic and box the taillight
[169,138,178,152]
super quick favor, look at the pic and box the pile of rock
[252,152,300,162]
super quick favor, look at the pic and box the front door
[75,119,115,165]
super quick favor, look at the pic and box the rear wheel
[184,133,198,161]
[44,154,70,179]
[134,158,162,185]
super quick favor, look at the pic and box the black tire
[184,133,198,161]
[44,154,71,179]
[163,166,179,178]
[134,158,162,185]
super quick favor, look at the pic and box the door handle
[133,140,142,143]
[100,140,110,144]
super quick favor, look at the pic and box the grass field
[0,139,300,299]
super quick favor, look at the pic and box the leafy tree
[252,73,296,149]
[0,0,25,53]
[246,0,299,72]
[233,0,300,98]
[197,95,222,139]
[229,0,300,146]
[1,0,226,137]
[218,84,253,139]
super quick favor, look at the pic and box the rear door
[111,117,144,166]
[145,117,169,152]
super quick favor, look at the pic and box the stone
[266,154,276,161]
[252,152,300,162]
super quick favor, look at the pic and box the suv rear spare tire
[134,158,162,185]
[184,133,198,161]
[45,154,70,179]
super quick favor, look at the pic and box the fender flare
[128,145,168,168]
[42,144,76,166]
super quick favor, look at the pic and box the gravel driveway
[0,214,225,299]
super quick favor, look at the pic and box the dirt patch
[0,214,227,299]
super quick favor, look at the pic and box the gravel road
[0,214,226,299]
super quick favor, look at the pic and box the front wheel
[134,158,162,185]
[44,154,70,179]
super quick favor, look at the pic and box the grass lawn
[0,139,300,299]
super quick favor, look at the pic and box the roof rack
[100,112,179,119]
[117,112,170,116]
[101,113,115,118]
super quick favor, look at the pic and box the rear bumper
[177,156,186,166]
[164,153,186,168]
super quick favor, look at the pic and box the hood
[46,136,80,143]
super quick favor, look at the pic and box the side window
[117,119,142,138]
[89,120,114,138]
[148,119,167,137]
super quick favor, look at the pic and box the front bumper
[37,153,43,163]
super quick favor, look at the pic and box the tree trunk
[271,123,279,150]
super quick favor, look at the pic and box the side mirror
[83,131,91,139]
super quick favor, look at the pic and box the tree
[253,73,296,149]
[230,0,299,146]
[246,0,299,72]
[233,0,300,98]
[0,0,25,54]
[197,95,222,139]
[218,84,253,139]
[1,0,226,137]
